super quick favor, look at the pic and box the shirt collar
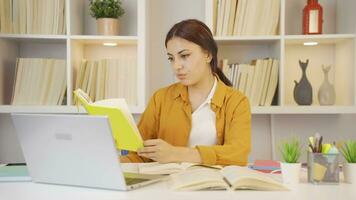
[173,74,227,108]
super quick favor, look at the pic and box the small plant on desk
[339,140,356,183]
[278,137,302,184]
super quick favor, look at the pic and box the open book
[170,166,288,191]
[73,88,143,151]
[120,162,222,175]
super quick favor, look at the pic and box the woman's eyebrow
[167,49,190,56]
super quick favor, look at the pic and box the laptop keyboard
[124,177,150,186]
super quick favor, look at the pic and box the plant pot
[280,162,301,185]
[97,18,119,35]
[343,163,356,184]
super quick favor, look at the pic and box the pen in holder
[307,152,340,184]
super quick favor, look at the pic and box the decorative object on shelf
[303,0,323,34]
[89,0,125,35]
[278,136,302,185]
[294,59,313,105]
[318,65,335,105]
[339,140,356,184]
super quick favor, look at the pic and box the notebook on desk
[11,114,165,191]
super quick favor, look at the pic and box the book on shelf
[220,58,279,106]
[73,88,143,152]
[213,0,280,36]
[0,165,31,182]
[264,59,279,106]
[75,58,137,105]
[170,165,287,191]
[11,58,66,105]
[0,0,65,34]
[259,58,273,106]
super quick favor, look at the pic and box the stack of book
[11,58,66,105]
[213,0,280,36]
[0,0,66,34]
[222,58,279,106]
[75,58,137,106]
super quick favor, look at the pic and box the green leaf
[340,140,356,163]
[89,0,125,19]
[278,137,302,163]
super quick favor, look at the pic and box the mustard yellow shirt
[122,76,251,166]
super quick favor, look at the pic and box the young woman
[122,19,251,166]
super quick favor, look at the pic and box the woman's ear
[206,52,212,63]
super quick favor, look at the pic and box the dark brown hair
[165,19,232,86]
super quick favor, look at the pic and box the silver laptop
[11,114,165,191]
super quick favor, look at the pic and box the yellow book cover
[73,88,143,152]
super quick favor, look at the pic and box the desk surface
[1,177,356,200]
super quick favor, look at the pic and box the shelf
[285,34,355,45]
[0,105,144,114]
[251,106,356,114]
[214,36,281,45]
[70,35,138,45]
[0,34,67,40]
[1,105,354,115]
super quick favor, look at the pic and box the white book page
[170,168,228,191]
[221,166,285,190]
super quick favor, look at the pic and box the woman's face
[166,37,212,86]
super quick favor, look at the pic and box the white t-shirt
[188,78,217,147]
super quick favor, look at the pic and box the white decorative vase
[343,163,356,184]
[318,65,335,105]
[280,162,301,185]
[97,18,119,35]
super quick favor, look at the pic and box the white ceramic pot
[280,162,301,185]
[97,18,119,35]
[343,163,356,184]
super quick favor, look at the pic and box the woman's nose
[173,61,183,70]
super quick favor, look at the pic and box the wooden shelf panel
[1,105,354,115]
[214,36,281,45]
[0,34,67,40]
[252,106,356,114]
[70,35,138,45]
[285,34,355,45]
[0,105,144,114]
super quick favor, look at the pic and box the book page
[138,162,191,175]
[137,162,223,175]
[221,166,287,190]
[170,168,228,191]
[120,163,139,173]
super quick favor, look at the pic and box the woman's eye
[181,54,190,59]
[168,57,173,62]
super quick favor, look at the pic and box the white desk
[1,177,355,200]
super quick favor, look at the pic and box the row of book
[75,58,137,106]
[12,58,67,105]
[0,0,66,34]
[213,0,280,36]
[222,58,279,106]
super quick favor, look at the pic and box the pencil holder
[307,152,340,184]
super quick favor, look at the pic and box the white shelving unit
[0,0,355,114]
[0,0,148,114]
[205,0,356,114]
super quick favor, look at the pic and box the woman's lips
[177,74,187,80]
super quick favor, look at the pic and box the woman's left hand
[137,139,177,163]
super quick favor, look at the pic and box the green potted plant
[339,140,356,183]
[278,137,302,184]
[89,0,125,35]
